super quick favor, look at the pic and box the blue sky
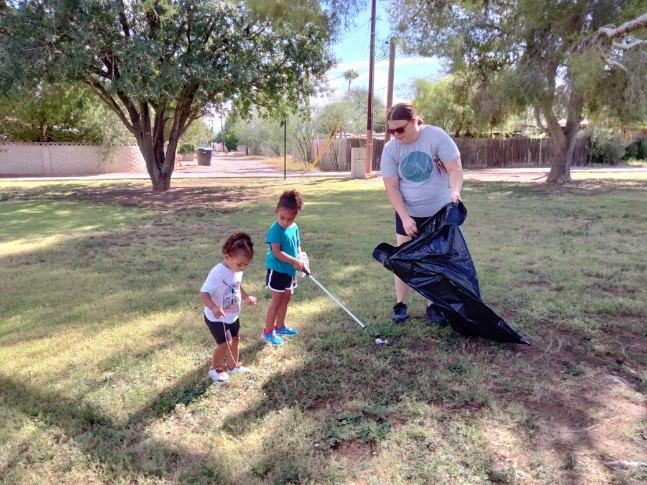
[321,2,443,104]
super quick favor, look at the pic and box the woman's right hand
[293,260,304,271]
[402,216,418,237]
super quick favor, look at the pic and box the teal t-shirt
[265,221,300,276]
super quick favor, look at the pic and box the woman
[380,102,463,324]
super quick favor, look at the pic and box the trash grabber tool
[304,271,366,330]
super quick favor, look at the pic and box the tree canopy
[0,0,354,190]
[413,75,482,137]
[316,87,386,135]
[0,81,132,143]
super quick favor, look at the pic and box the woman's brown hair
[388,102,424,125]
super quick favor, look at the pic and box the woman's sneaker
[424,304,448,327]
[208,368,230,384]
[275,325,299,336]
[390,302,408,323]
[262,331,284,346]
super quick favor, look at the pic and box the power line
[336,18,371,44]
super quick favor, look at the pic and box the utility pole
[220,111,226,154]
[283,118,287,180]
[364,0,377,176]
[385,37,396,143]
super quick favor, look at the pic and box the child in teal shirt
[263,190,304,346]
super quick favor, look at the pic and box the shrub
[177,142,195,155]
[638,139,647,160]
[588,129,627,165]
[623,141,639,160]
[224,131,238,151]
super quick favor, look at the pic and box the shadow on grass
[0,368,231,483]
[0,182,272,212]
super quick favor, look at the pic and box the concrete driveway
[176,153,281,177]
[1,151,645,182]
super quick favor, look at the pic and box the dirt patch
[331,439,374,461]
[464,170,549,183]
[72,185,258,211]
[305,396,340,411]
[0,182,265,211]
[490,326,647,481]
[458,326,644,437]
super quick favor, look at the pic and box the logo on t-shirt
[400,151,433,182]
[222,280,241,314]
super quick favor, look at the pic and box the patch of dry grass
[262,155,317,173]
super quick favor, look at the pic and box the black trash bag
[373,202,530,345]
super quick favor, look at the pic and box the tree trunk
[128,105,181,192]
[87,83,189,192]
[541,103,567,183]
[533,105,546,134]
[544,91,584,184]
[137,132,175,192]
[546,127,579,184]
[38,121,53,142]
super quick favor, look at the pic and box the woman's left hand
[451,190,461,204]
[246,295,257,305]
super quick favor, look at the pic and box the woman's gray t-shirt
[380,125,460,217]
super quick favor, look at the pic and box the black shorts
[266,269,297,293]
[204,315,240,345]
[395,212,432,236]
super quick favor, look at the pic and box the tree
[233,114,284,156]
[215,114,240,152]
[389,0,647,184]
[316,100,352,135]
[413,76,478,137]
[0,81,132,143]
[0,1,352,191]
[347,87,386,133]
[413,72,540,137]
[316,87,386,135]
[342,69,360,99]
[179,118,213,149]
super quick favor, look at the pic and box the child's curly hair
[222,232,254,259]
[276,190,303,212]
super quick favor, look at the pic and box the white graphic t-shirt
[380,125,460,217]
[200,263,242,323]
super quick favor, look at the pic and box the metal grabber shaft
[305,273,367,330]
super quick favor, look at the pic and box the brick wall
[0,143,146,176]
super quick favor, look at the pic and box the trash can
[196,147,213,166]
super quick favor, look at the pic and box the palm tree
[342,69,359,99]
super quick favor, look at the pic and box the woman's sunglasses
[387,120,411,136]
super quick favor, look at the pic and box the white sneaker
[208,368,230,383]
[229,365,252,374]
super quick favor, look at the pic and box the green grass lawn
[1,177,646,483]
